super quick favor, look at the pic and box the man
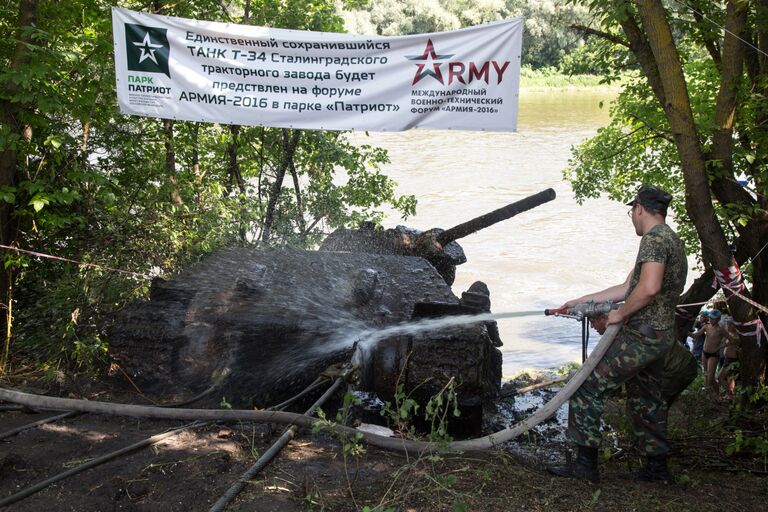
[693,309,735,392]
[548,185,688,484]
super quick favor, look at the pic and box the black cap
[627,185,672,212]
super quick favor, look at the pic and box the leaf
[29,194,50,212]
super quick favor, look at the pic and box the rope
[0,244,152,280]
[721,283,768,316]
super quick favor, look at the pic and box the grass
[519,66,622,91]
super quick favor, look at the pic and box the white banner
[112,8,523,132]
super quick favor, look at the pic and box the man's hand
[560,298,581,309]
[607,309,625,325]
[590,315,608,335]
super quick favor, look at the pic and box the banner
[112,8,523,132]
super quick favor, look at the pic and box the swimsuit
[703,350,719,360]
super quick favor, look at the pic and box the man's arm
[607,261,664,325]
[562,270,632,308]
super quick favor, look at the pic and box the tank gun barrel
[435,188,556,246]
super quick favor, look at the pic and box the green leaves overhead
[0,0,415,371]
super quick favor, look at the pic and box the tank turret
[320,189,555,284]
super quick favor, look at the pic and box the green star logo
[125,23,170,78]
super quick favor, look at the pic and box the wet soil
[1,377,767,512]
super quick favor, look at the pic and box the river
[347,89,662,376]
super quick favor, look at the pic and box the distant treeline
[342,0,596,73]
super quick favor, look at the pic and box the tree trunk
[261,130,301,243]
[615,0,667,109]
[0,0,38,367]
[633,0,763,384]
[163,119,182,205]
[227,125,246,195]
[289,161,306,244]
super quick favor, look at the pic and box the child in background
[717,319,740,400]
[693,309,734,392]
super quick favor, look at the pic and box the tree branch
[615,0,667,108]
[570,24,629,47]
[261,130,302,243]
[691,10,722,67]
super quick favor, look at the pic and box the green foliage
[553,361,580,377]
[725,385,768,470]
[313,392,366,458]
[726,428,768,466]
[423,376,460,444]
[342,0,593,69]
[0,0,416,373]
[337,391,367,458]
[563,0,768,289]
[381,382,421,436]
[520,65,607,89]
[565,56,765,263]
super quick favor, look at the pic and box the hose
[0,421,207,508]
[0,405,26,411]
[0,411,80,441]
[0,384,216,442]
[0,372,335,508]
[0,325,619,454]
[268,376,329,411]
[209,376,345,512]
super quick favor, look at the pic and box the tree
[566,0,767,384]
[342,0,592,69]
[0,0,415,373]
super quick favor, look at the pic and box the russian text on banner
[112,8,523,132]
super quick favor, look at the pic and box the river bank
[519,67,622,91]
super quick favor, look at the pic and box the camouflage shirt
[626,223,687,331]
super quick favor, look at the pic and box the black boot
[635,454,672,484]
[547,445,599,483]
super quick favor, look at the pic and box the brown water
[347,89,651,375]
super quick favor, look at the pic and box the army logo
[125,23,171,78]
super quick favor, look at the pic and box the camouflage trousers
[567,325,673,456]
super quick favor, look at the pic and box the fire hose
[0,324,619,454]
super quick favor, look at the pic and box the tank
[109,189,555,430]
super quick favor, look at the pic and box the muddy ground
[1,375,767,512]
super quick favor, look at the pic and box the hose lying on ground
[0,421,207,508]
[0,325,619,454]
[209,375,345,512]
[0,411,80,441]
[0,372,341,508]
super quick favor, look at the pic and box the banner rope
[0,244,153,280]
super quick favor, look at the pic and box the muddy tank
[110,189,555,430]
[110,249,492,407]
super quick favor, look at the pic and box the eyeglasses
[627,205,635,217]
